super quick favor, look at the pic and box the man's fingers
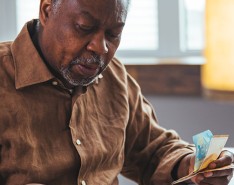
[191,150,234,185]
[201,175,232,185]
[204,168,233,178]
[209,150,233,169]
[192,174,204,184]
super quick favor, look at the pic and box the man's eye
[106,31,121,40]
[76,24,94,32]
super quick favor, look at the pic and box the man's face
[39,0,128,87]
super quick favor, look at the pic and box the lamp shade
[202,0,234,92]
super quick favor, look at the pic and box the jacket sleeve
[121,74,194,185]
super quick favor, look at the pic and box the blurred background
[1,0,234,184]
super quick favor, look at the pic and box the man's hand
[190,150,234,185]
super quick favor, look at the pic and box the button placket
[70,104,87,185]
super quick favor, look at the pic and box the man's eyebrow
[112,22,125,28]
[78,11,98,22]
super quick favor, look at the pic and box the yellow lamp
[202,0,234,99]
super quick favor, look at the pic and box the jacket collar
[11,20,54,89]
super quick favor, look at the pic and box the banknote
[193,130,213,171]
[172,130,231,185]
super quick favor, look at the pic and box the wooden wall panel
[125,64,201,95]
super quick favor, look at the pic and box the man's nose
[87,31,108,55]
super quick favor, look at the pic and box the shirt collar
[11,19,54,89]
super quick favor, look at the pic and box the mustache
[70,54,105,68]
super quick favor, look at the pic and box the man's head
[37,0,129,88]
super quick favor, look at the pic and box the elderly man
[0,0,233,184]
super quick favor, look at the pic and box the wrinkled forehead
[55,0,129,22]
[78,0,129,21]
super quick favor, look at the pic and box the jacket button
[52,81,58,86]
[81,180,86,185]
[76,139,81,145]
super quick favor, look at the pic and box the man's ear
[39,0,52,26]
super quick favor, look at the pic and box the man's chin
[66,76,96,87]
[61,64,107,87]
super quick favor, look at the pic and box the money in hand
[172,130,232,185]
[193,130,214,171]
